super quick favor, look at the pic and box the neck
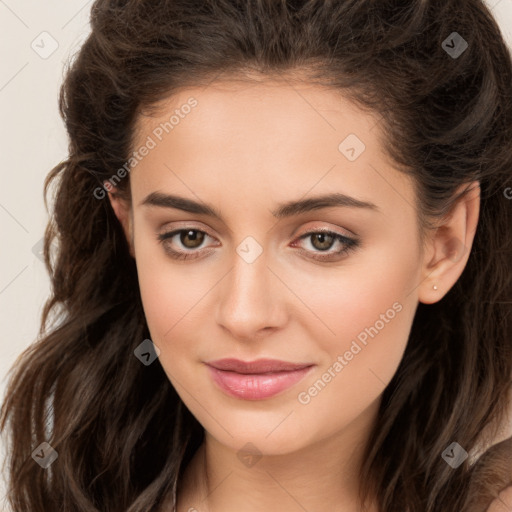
[175,397,381,512]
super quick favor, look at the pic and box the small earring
[433,284,438,290]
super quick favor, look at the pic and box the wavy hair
[1,1,511,511]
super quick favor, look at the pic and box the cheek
[137,265,202,342]
[288,237,419,350]
[134,239,225,357]
[137,266,183,343]
[293,298,416,449]
[293,242,420,424]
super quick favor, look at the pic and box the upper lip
[205,358,314,374]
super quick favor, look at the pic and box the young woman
[1,1,511,511]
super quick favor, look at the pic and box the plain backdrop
[1,0,511,508]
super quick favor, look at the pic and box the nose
[215,249,288,342]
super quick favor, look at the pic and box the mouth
[204,358,315,400]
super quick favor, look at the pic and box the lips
[205,358,315,400]
[206,358,312,374]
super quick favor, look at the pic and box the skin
[108,78,480,512]
[488,487,512,512]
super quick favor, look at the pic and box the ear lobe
[107,187,135,258]
[418,181,480,305]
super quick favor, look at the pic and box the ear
[106,184,135,258]
[418,181,480,305]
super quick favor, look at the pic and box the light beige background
[1,1,511,509]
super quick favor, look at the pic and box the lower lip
[206,365,314,400]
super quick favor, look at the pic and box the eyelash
[157,227,360,262]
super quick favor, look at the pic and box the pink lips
[205,358,315,400]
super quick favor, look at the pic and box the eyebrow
[140,191,379,220]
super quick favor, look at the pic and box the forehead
[133,78,382,148]
[129,79,417,221]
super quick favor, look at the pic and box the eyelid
[157,221,215,238]
[294,223,356,239]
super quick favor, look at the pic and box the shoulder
[486,486,512,512]
[468,436,512,512]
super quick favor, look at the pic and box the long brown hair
[1,1,511,511]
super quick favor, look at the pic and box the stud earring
[433,284,438,290]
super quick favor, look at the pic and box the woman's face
[120,79,428,455]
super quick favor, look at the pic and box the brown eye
[178,229,205,249]
[157,226,360,263]
[309,232,335,251]
[157,227,218,261]
[292,229,360,262]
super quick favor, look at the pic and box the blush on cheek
[136,263,213,351]
[303,267,416,383]
[136,267,181,343]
